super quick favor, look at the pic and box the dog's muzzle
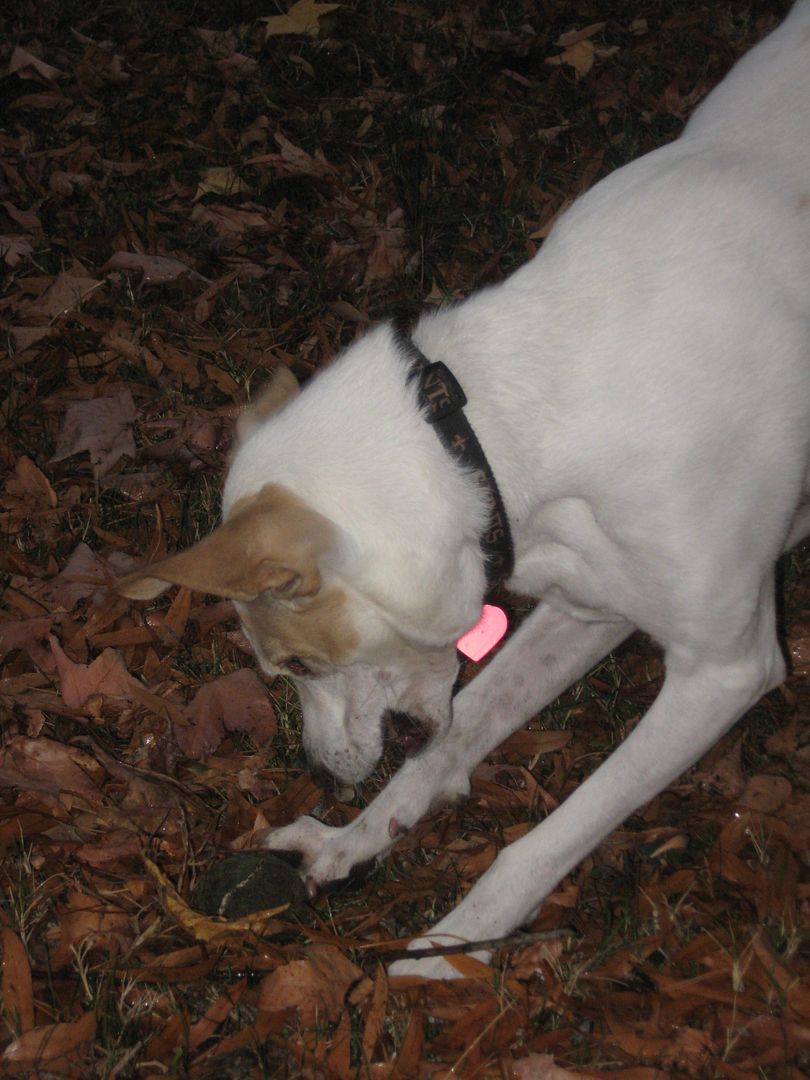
[383,709,433,756]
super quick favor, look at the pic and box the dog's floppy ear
[117,487,332,603]
[236,367,300,445]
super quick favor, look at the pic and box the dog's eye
[283,656,311,677]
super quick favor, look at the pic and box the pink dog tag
[456,604,508,661]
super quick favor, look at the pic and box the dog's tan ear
[236,367,300,445]
[117,487,332,603]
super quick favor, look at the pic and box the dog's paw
[256,815,388,893]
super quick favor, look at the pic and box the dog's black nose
[384,710,432,756]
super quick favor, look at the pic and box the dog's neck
[393,322,514,589]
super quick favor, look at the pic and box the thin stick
[381,926,575,963]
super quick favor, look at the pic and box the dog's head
[118,366,479,784]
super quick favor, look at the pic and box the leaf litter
[1,0,808,1077]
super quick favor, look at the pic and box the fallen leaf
[7,45,62,82]
[0,736,103,807]
[194,166,249,201]
[51,891,132,967]
[0,236,32,267]
[0,616,56,672]
[47,542,130,609]
[179,668,277,758]
[2,455,57,511]
[102,251,205,284]
[2,1009,96,1067]
[9,325,53,352]
[50,388,137,476]
[739,774,792,814]
[2,201,41,230]
[510,1053,596,1079]
[258,944,366,1026]
[27,270,103,319]
[363,208,406,286]
[546,40,596,77]
[2,930,34,1033]
[260,0,340,40]
[50,636,142,707]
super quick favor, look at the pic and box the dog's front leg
[261,606,631,894]
[390,624,785,980]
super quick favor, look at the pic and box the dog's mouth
[383,709,434,757]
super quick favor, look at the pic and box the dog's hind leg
[261,605,632,890]
[390,580,785,979]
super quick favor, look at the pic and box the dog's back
[685,0,810,159]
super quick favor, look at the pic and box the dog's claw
[305,876,318,900]
[388,816,402,838]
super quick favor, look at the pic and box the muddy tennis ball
[192,852,312,921]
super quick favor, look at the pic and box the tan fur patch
[239,586,358,670]
[118,484,333,603]
[799,192,810,210]
[236,367,300,447]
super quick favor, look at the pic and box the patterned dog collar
[394,321,515,588]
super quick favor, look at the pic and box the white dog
[120,2,810,979]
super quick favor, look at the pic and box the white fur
[226,3,810,978]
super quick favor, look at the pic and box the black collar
[394,322,515,589]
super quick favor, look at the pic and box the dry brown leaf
[258,944,366,1026]
[102,250,205,284]
[7,45,62,81]
[0,735,103,807]
[360,970,388,1063]
[363,208,406,287]
[546,40,596,77]
[27,270,103,318]
[0,236,32,266]
[194,167,249,201]
[272,132,334,177]
[556,22,606,46]
[1,930,34,1034]
[2,1008,96,1068]
[50,388,137,476]
[2,455,57,511]
[50,636,142,708]
[215,53,259,81]
[51,891,132,967]
[190,202,269,237]
[149,336,202,388]
[739,773,792,814]
[446,951,494,979]
[47,542,130,609]
[260,0,340,39]
[9,325,54,352]
[0,616,56,672]
[510,1053,596,1079]
[179,668,277,758]
[2,201,41,230]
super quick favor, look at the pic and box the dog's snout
[384,710,433,756]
